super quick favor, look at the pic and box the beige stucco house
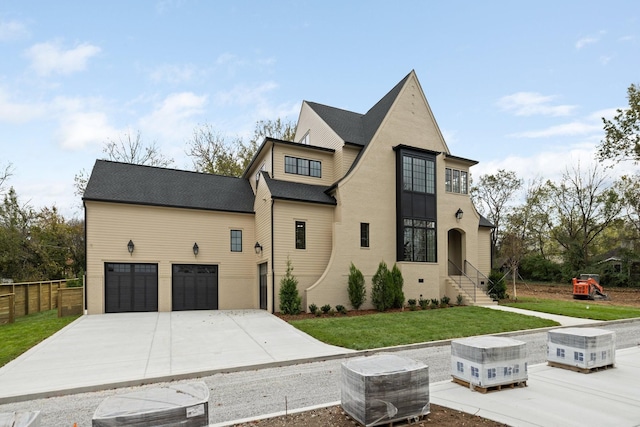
[83,70,494,314]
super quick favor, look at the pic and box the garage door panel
[105,263,158,313]
[172,264,218,311]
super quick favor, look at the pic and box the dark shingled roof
[306,72,411,148]
[263,173,336,205]
[83,160,255,213]
[479,215,495,228]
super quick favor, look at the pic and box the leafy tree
[597,83,640,165]
[616,174,640,236]
[371,261,390,311]
[186,119,296,177]
[0,162,13,195]
[547,164,621,273]
[0,188,35,281]
[500,231,526,300]
[471,170,523,267]
[347,262,366,309]
[279,257,301,314]
[488,270,507,300]
[390,263,404,309]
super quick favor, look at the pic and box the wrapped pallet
[451,336,528,388]
[341,354,429,427]
[0,412,40,427]
[547,327,615,370]
[92,382,209,427]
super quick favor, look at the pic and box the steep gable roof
[84,160,255,213]
[306,71,411,148]
[263,173,336,205]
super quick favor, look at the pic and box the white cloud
[214,82,278,107]
[56,111,117,150]
[138,92,207,139]
[24,40,101,76]
[0,88,46,122]
[150,64,198,84]
[0,20,29,41]
[497,92,576,117]
[576,31,606,49]
[508,121,602,138]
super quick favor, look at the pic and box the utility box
[547,327,615,370]
[341,354,430,426]
[92,382,209,427]
[0,412,40,427]
[451,336,528,389]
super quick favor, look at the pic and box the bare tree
[0,162,13,195]
[471,169,523,266]
[103,131,174,167]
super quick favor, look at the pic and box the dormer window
[285,155,321,178]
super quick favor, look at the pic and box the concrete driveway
[0,310,353,403]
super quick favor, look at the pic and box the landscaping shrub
[430,298,439,309]
[347,263,366,309]
[308,303,318,315]
[519,254,562,282]
[488,270,507,300]
[441,295,451,307]
[419,295,428,310]
[390,264,405,309]
[407,298,417,310]
[335,304,347,315]
[279,258,301,315]
[456,294,464,306]
[321,304,331,314]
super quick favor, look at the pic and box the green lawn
[290,306,558,350]
[503,297,640,321]
[0,310,80,367]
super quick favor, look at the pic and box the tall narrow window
[230,230,242,252]
[403,219,436,262]
[295,221,306,249]
[445,168,452,192]
[360,223,370,248]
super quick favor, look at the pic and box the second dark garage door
[172,264,218,311]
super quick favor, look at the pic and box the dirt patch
[232,403,507,427]
[509,283,640,307]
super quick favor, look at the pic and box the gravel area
[1,319,639,426]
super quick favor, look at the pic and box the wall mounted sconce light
[455,208,464,221]
[254,242,263,254]
[193,242,199,256]
[127,239,135,255]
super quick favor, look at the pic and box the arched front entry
[448,229,464,275]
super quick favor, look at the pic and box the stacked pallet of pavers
[340,354,430,426]
[547,327,616,372]
[451,336,528,391]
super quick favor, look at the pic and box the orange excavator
[572,274,609,300]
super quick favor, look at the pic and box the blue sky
[1,0,639,219]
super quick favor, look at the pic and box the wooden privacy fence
[58,287,84,317]
[0,293,16,324]
[0,279,83,322]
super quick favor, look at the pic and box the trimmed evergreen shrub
[390,264,405,309]
[308,303,318,315]
[347,263,366,309]
[441,295,451,306]
[335,304,347,315]
[371,261,390,311]
[488,270,507,300]
[279,258,301,315]
[321,304,331,314]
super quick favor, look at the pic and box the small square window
[574,352,584,362]
[457,361,464,373]
[557,348,565,358]
[360,223,369,248]
[471,366,479,378]
[230,230,242,252]
[487,368,496,379]
[295,221,306,250]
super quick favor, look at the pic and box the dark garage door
[172,264,218,311]
[105,263,158,313]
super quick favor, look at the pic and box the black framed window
[295,221,306,249]
[285,156,321,178]
[445,168,468,194]
[360,223,369,248]
[402,155,434,194]
[403,219,436,262]
[230,230,242,252]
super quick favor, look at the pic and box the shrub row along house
[83,70,494,314]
